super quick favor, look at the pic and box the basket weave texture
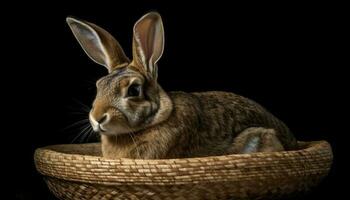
[34,141,332,200]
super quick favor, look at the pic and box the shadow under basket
[34,141,333,200]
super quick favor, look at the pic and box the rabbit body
[67,12,297,159]
[101,91,296,159]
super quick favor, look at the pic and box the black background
[9,1,347,199]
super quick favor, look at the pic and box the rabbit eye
[127,84,141,97]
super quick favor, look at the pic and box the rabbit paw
[231,127,284,154]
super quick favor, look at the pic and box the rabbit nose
[97,114,108,124]
[90,113,110,132]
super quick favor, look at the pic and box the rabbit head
[67,12,172,136]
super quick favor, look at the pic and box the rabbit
[66,12,297,159]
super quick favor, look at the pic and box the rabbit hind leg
[230,127,284,154]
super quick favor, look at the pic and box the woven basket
[34,141,332,200]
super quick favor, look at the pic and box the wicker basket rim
[34,140,333,186]
[36,140,330,162]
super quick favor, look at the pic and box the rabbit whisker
[60,119,90,132]
[126,127,141,158]
[83,126,95,143]
[72,98,91,113]
[71,123,91,143]
[78,125,92,143]
[68,111,90,116]
[65,105,89,114]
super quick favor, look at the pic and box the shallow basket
[34,141,332,200]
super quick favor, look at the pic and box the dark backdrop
[9,1,347,199]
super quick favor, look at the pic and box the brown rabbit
[66,12,297,159]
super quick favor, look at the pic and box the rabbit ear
[132,12,164,80]
[66,17,130,72]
